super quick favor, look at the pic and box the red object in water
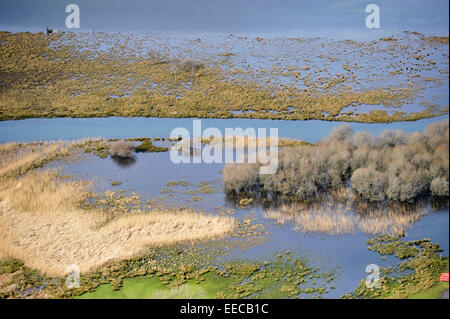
[440,273,449,282]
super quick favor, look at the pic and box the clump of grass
[224,120,449,204]
[343,235,448,299]
[166,180,192,187]
[134,140,168,153]
[238,197,254,207]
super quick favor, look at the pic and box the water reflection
[111,155,137,168]
[262,201,447,235]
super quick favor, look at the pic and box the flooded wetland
[0,26,448,299]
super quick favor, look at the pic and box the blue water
[46,148,449,298]
[1,115,448,143]
[1,0,448,37]
[3,116,449,298]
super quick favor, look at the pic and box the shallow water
[46,146,449,299]
[2,116,449,298]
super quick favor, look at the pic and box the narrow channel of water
[0,115,448,143]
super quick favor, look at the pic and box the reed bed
[0,143,234,276]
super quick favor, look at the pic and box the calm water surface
[0,115,448,143]
[46,148,449,298]
[2,116,448,298]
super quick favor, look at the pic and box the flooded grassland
[0,30,448,299]
[0,121,448,299]
[0,31,448,122]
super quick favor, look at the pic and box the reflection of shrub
[111,155,136,168]
[110,141,135,158]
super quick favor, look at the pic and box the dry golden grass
[1,32,445,123]
[0,144,234,276]
[0,141,70,178]
[175,136,310,154]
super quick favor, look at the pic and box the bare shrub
[380,129,408,147]
[223,121,449,203]
[430,177,449,197]
[223,163,259,194]
[350,147,370,170]
[327,124,353,142]
[423,120,449,137]
[386,169,428,202]
[351,166,387,202]
[353,131,378,148]
[110,141,135,159]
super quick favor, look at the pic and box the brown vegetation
[224,120,449,203]
[0,143,234,276]
[110,141,135,158]
[0,31,446,123]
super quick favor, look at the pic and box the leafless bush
[110,141,135,159]
[223,121,449,203]
[380,129,408,147]
[351,166,387,202]
[353,131,378,148]
[431,177,449,197]
[223,163,259,194]
[423,120,450,137]
[328,124,353,142]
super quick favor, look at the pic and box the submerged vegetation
[224,120,449,206]
[0,247,338,299]
[343,234,448,299]
[0,31,448,122]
